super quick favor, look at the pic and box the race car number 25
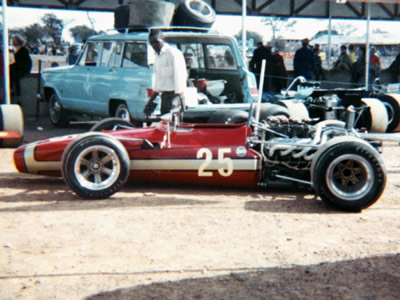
[197,148,233,177]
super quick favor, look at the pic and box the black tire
[256,103,290,122]
[173,0,216,28]
[49,93,69,127]
[312,138,386,212]
[0,104,24,148]
[208,109,248,124]
[62,133,130,199]
[90,118,135,132]
[115,103,131,122]
[376,94,400,133]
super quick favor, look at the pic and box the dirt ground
[0,116,400,300]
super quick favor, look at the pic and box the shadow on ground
[86,254,400,300]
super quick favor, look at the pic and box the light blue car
[40,28,259,127]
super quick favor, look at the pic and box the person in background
[351,46,366,87]
[388,43,400,83]
[269,47,287,93]
[369,46,381,81]
[144,29,187,117]
[293,38,314,80]
[67,46,79,65]
[249,41,270,90]
[312,45,325,80]
[333,45,353,72]
[348,44,357,64]
[9,34,32,103]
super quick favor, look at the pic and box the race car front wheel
[62,133,130,199]
[312,138,386,212]
[90,117,135,132]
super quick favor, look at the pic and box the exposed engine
[254,115,353,185]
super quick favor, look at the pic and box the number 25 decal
[197,148,233,177]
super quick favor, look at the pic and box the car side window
[108,42,123,67]
[206,44,237,70]
[100,42,113,67]
[122,42,148,68]
[181,43,205,69]
[79,41,100,66]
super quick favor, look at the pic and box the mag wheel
[312,138,386,212]
[49,93,69,127]
[62,133,130,199]
[90,117,135,132]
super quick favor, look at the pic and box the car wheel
[173,0,216,28]
[115,104,131,121]
[0,104,24,148]
[90,118,135,132]
[376,94,400,133]
[62,133,130,199]
[208,109,248,124]
[312,138,386,212]
[49,93,69,127]
[357,98,388,133]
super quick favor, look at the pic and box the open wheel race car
[13,102,399,212]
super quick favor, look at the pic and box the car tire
[173,0,216,28]
[49,93,70,127]
[0,104,24,148]
[357,98,388,133]
[90,117,135,132]
[208,109,248,124]
[276,100,309,120]
[376,94,400,133]
[311,137,386,212]
[62,133,130,199]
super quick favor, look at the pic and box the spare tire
[173,0,216,28]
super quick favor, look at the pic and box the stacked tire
[0,104,24,148]
[114,0,216,30]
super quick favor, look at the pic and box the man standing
[144,29,187,117]
[293,38,314,80]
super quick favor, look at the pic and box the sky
[3,6,400,43]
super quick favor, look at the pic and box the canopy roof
[4,0,400,21]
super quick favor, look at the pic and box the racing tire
[255,103,290,122]
[376,94,400,133]
[208,109,248,124]
[49,93,70,127]
[0,104,24,148]
[173,0,216,28]
[357,98,388,133]
[311,137,386,212]
[90,118,135,132]
[62,133,130,199]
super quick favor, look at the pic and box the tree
[23,23,45,46]
[41,13,64,46]
[234,30,264,46]
[69,25,98,43]
[261,16,297,41]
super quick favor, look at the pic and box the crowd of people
[249,38,400,94]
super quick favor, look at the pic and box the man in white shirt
[144,29,187,116]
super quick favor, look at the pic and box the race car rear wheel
[276,100,309,120]
[0,104,24,148]
[358,98,388,133]
[257,103,290,122]
[49,93,70,127]
[312,138,386,212]
[90,117,135,132]
[376,94,400,132]
[62,133,130,199]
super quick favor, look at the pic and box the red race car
[13,104,393,212]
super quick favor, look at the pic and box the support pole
[2,0,11,105]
